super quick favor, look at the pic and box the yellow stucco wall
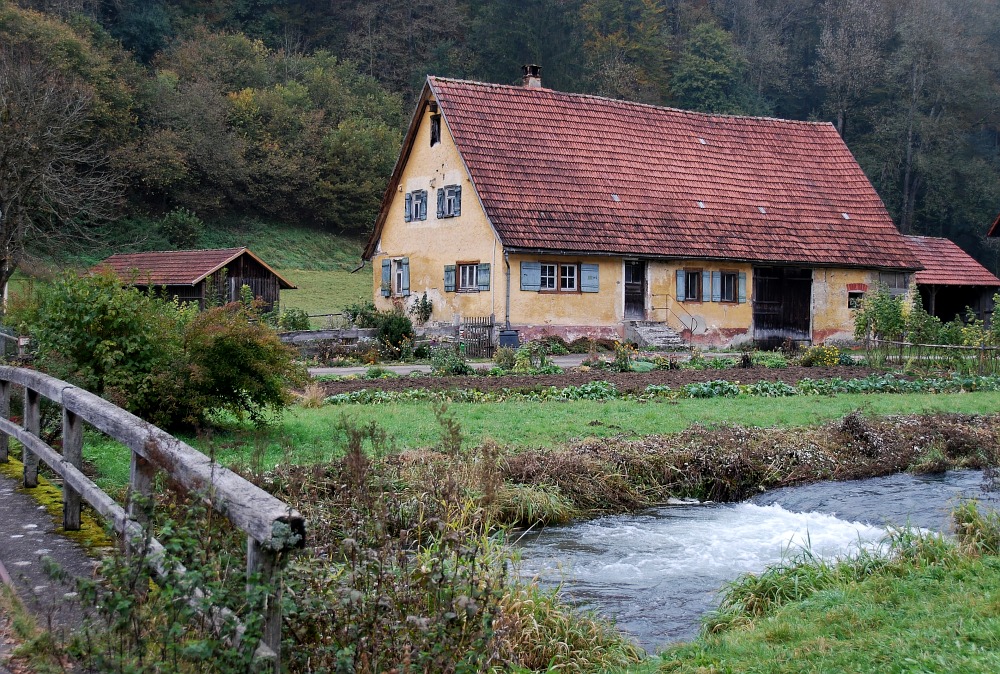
[371,95,503,321]
[647,261,754,345]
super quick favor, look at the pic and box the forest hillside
[4,0,1000,274]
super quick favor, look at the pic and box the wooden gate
[461,316,495,358]
[753,267,812,348]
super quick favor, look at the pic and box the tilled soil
[320,365,881,396]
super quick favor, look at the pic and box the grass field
[651,545,1000,673]
[279,267,373,325]
[82,390,1000,495]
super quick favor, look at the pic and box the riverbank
[651,502,1000,673]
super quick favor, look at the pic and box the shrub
[342,300,379,327]
[752,351,788,368]
[493,346,517,370]
[409,291,433,325]
[431,346,475,375]
[8,271,305,429]
[158,207,203,248]
[275,307,311,331]
[609,341,636,372]
[800,344,841,367]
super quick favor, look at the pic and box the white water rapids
[516,470,994,648]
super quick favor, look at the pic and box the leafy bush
[8,271,305,428]
[342,300,379,327]
[158,207,204,248]
[431,346,475,375]
[799,344,841,367]
[609,341,636,372]
[493,346,516,370]
[275,307,311,331]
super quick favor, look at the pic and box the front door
[624,261,646,320]
[752,266,812,347]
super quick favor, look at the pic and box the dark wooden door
[624,261,646,320]
[752,267,812,347]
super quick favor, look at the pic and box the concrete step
[630,322,686,348]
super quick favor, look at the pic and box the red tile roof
[97,248,295,288]
[904,236,1000,287]
[368,77,921,270]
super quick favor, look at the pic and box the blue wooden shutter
[453,185,462,216]
[521,261,541,291]
[738,272,747,304]
[581,263,600,292]
[419,190,427,220]
[676,269,685,300]
[401,257,410,297]
[381,259,391,296]
[711,271,721,302]
[404,193,412,222]
[444,265,456,292]
[436,188,445,218]
[702,273,710,302]
[477,263,491,291]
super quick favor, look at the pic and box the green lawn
[81,390,1000,494]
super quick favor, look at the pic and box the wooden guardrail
[0,366,305,671]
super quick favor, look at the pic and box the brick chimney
[522,64,542,88]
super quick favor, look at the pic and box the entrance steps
[627,321,686,348]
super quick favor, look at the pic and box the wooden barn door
[752,267,812,348]
[624,261,646,320]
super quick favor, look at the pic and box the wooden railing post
[0,380,9,463]
[247,538,281,673]
[23,388,40,488]
[62,408,83,530]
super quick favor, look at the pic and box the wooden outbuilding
[904,235,1000,322]
[97,248,295,312]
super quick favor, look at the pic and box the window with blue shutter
[444,265,456,292]
[477,263,490,291]
[404,193,412,222]
[738,272,747,303]
[720,271,738,302]
[381,259,391,297]
[711,271,722,302]
[417,190,427,220]
[581,264,600,292]
[521,261,541,291]
[438,185,462,218]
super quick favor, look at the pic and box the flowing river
[515,470,996,649]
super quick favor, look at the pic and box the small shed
[904,236,1000,322]
[98,248,296,312]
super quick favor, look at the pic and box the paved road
[0,469,102,660]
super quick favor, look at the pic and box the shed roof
[97,248,296,289]
[367,77,921,271]
[904,236,1000,287]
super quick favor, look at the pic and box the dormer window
[430,114,441,146]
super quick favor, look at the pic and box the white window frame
[411,190,426,221]
[539,263,557,291]
[458,263,479,291]
[720,271,737,303]
[684,270,702,301]
[393,259,406,296]
[560,264,578,292]
[443,186,460,217]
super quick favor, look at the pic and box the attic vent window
[842,212,851,220]
[611,193,621,202]
[698,137,707,145]
[758,206,767,214]
[430,114,441,146]
[697,201,705,209]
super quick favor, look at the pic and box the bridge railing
[0,366,305,671]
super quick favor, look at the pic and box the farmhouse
[364,67,922,348]
[97,247,295,312]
